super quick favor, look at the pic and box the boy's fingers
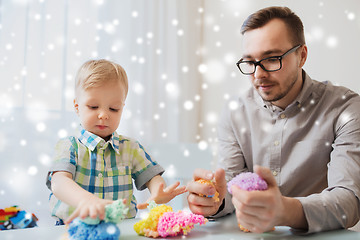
[65,209,79,224]
[165,181,180,191]
[171,181,180,188]
[158,182,164,190]
[173,186,187,196]
[137,202,149,210]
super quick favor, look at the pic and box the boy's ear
[74,99,79,114]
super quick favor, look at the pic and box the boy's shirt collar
[78,125,120,154]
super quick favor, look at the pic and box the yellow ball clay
[133,205,173,237]
[134,201,208,238]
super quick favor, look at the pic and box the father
[187,6,360,233]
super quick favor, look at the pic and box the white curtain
[0,0,207,144]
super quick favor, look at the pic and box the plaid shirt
[46,126,164,221]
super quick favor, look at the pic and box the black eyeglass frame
[236,44,302,75]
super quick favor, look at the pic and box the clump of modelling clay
[157,211,208,237]
[134,204,173,238]
[67,219,120,240]
[227,172,268,193]
[81,199,129,225]
[66,199,128,240]
[227,172,269,232]
[196,179,220,202]
[134,201,207,238]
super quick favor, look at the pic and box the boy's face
[74,80,126,141]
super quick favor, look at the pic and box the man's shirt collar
[260,70,314,112]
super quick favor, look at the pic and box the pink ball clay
[227,172,268,194]
[157,211,207,238]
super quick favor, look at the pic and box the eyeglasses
[236,45,302,75]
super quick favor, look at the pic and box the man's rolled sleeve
[209,192,235,218]
[297,188,360,234]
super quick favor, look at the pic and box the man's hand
[231,165,307,233]
[187,168,227,217]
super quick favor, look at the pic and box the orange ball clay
[239,224,251,233]
[195,179,219,202]
[239,224,275,233]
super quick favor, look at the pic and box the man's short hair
[241,6,305,45]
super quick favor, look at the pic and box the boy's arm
[51,171,92,206]
[137,175,187,209]
[51,171,112,224]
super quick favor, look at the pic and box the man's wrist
[208,198,225,218]
[282,197,308,230]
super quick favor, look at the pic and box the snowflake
[228,100,238,110]
[153,114,160,120]
[58,129,68,138]
[20,139,27,146]
[146,32,153,39]
[164,164,176,178]
[39,154,51,166]
[165,82,179,98]
[28,166,38,176]
[172,19,178,26]
[181,66,189,73]
[177,29,184,36]
[198,64,208,74]
[204,60,226,83]
[346,11,355,20]
[198,141,208,150]
[206,112,218,124]
[132,11,138,18]
[36,122,46,132]
[326,36,338,48]
[133,82,145,95]
[183,149,190,157]
[183,100,194,110]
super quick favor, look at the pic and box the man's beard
[258,74,298,103]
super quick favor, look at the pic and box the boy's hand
[137,181,187,209]
[65,196,113,224]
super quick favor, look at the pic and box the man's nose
[253,64,269,79]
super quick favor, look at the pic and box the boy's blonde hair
[75,59,128,97]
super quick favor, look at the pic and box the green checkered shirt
[46,126,164,221]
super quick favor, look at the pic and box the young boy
[46,59,186,225]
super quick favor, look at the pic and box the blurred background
[1,0,360,226]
